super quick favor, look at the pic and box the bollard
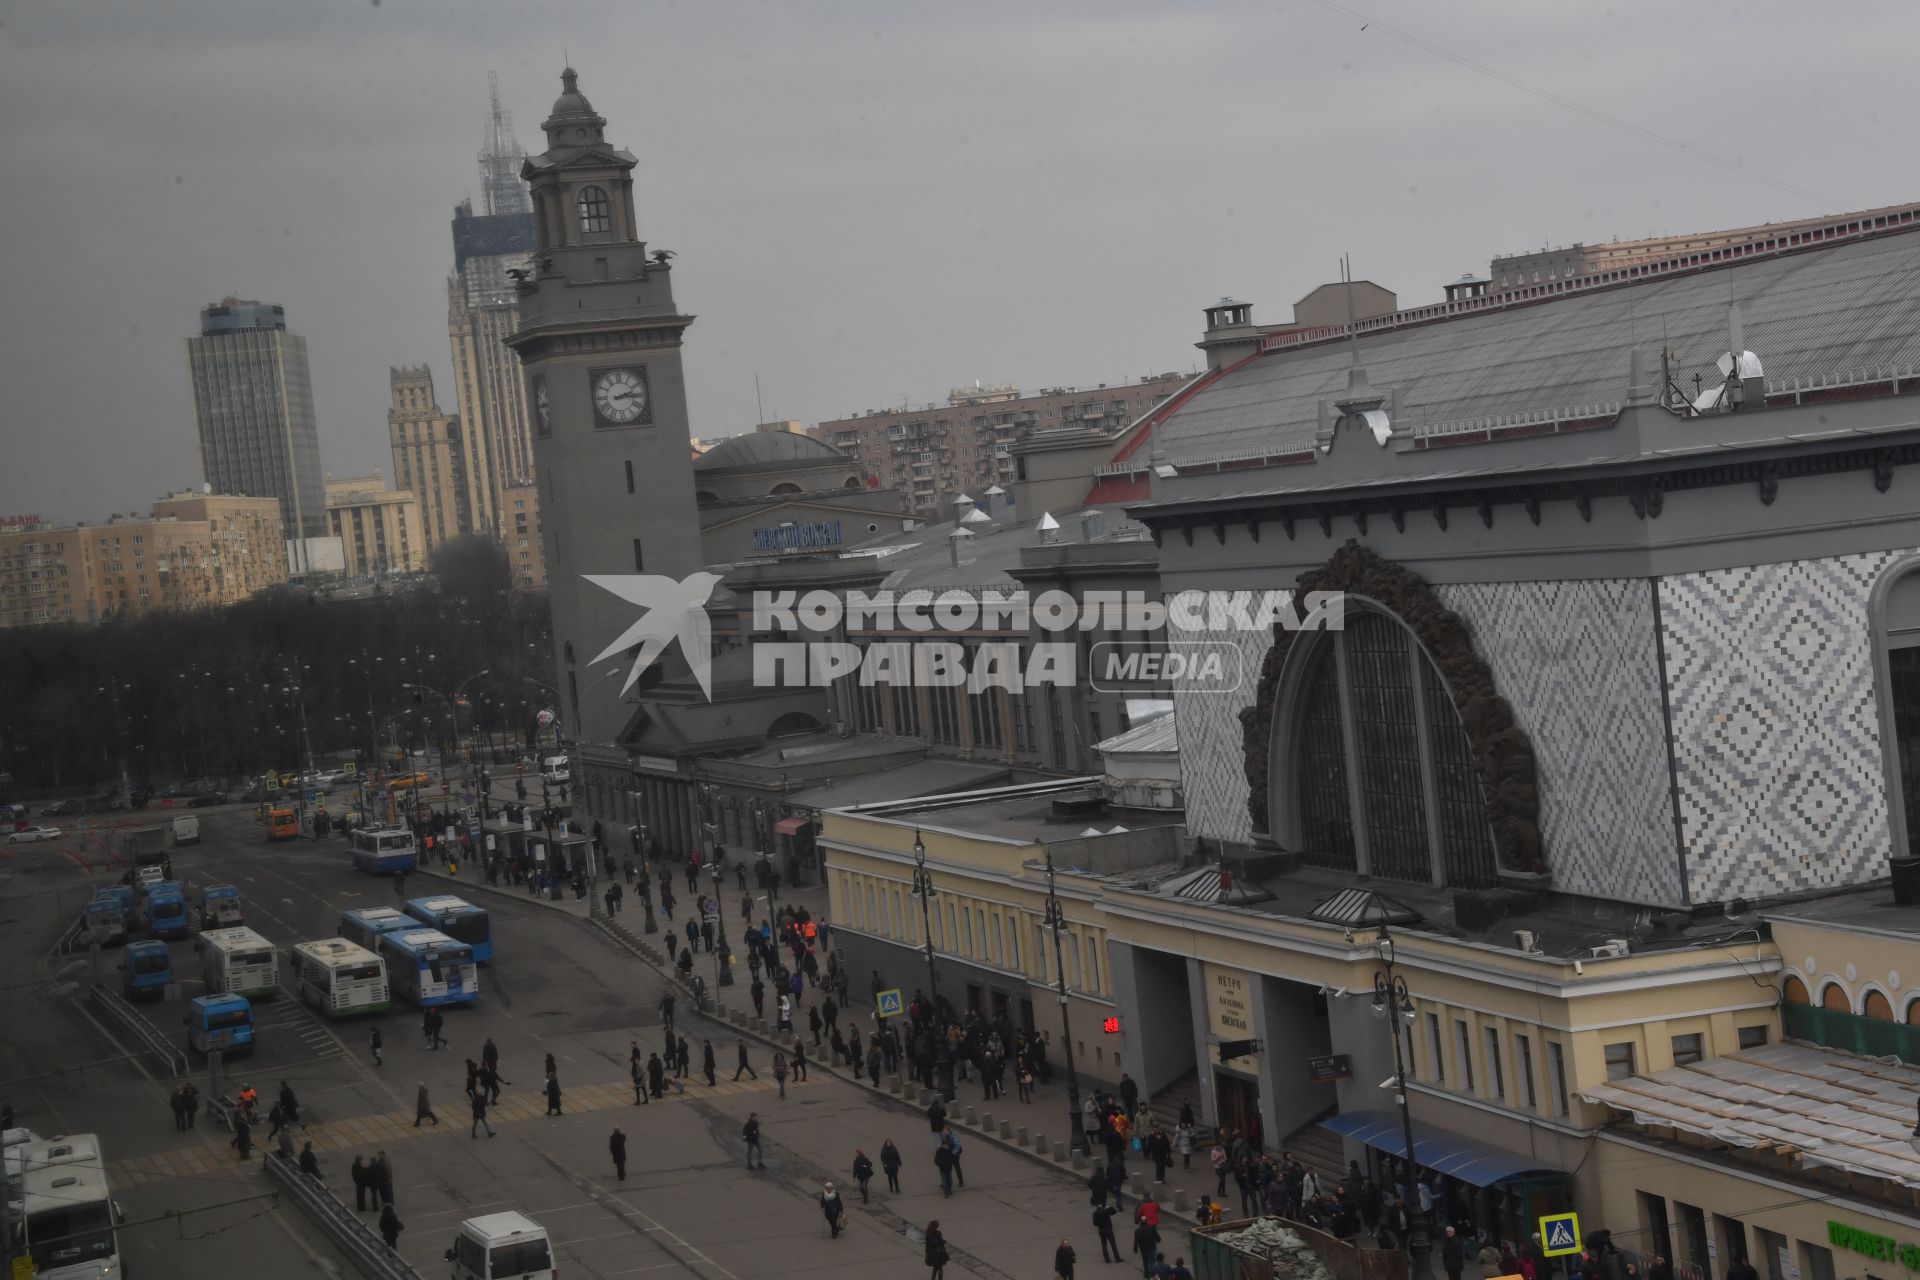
[1015,1125,1028,1147]
[1172,1189,1189,1212]
[1031,1133,1045,1154]
[1052,1141,1068,1162]
[889,1075,903,1095]
[998,1119,1012,1140]
[1071,1150,1088,1170]
[979,1111,992,1133]
[963,1106,978,1126]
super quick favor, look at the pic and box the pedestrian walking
[792,1039,808,1081]
[470,1092,494,1138]
[702,1039,717,1086]
[880,1138,903,1192]
[481,1064,505,1104]
[465,1058,480,1100]
[941,1126,964,1188]
[1093,1203,1121,1263]
[370,1027,383,1067]
[773,1053,788,1098]
[170,1086,187,1132]
[647,1052,666,1099]
[378,1203,404,1251]
[934,1135,955,1197]
[610,1128,627,1181]
[742,1112,764,1169]
[734,1039,757,1081]
[182,1083,199,1129]
[1055,1239,1078,1280]
[820,1182,846,1238]
[808,1005,823,1047]
[545,1073,563,1116]
[231,1115,252,1161]
[658,993,676,1038]
[374,1152,395,1207]
[852,1149,874,1202]
[675,1034,690,1079]
[482,1036,499,1073]
[414,1083,439,1127]
[298,1141,322,1181]
[351,1156,371,1210]
[924,1220,949,1279]
[1133,1217,1162,1279]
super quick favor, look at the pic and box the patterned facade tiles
[1658,551,1905,903]
[1172,601,1277,849]
[1439,580,1682,906]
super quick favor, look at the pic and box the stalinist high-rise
[446,77,538,538]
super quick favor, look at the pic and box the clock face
[531,376,552,437]
[592,367,650,426]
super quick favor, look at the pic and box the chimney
[983,484,1008,518]
[951,493,976,522]
[1036,512,1061,545]
[949,527,977,567]
[1079,510,1107,543]
[1197,297,1258,370]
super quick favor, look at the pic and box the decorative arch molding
[1818,978,1854,1011]
[1782,974,1810,1004]
[1239,542,1544,874]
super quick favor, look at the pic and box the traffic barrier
[88,984,187,1078]
[264,1151,426,1280]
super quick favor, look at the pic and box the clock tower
[507,68,705,746]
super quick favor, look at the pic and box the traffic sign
[1539,1212,1581,1257]
[874,988,904,1019]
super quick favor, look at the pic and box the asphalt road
[2,803,1198,1280]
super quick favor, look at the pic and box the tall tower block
[506,68,704,745]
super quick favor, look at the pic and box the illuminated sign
[1101,1016,1121,1034]
[1829,1222,1920,1270]
[753,520,843,552]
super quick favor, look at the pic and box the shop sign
[1828,1221,1920,1269]
[753,520,843,552]
[1205,964,1254,1041]
[1307,1053,1351,1083]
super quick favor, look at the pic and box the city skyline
[4,0,1917,526]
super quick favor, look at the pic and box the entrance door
[1213,1070,1261,1146]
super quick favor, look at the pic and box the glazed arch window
[1780,975,1809,1004]
[577,186,612,235]
[1863,989,1894,1021]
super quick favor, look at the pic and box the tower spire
[479,70,531,216]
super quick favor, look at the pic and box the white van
[446,1211,554,1280]
[173,814,200,846]
[541,755,569,786]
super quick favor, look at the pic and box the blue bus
[349,826,417,875]
[404,895,493,964]
[83,891,131,947]
[143,881,188,940]
[377,928,478,1010]
[121,940,172,998]
[187,993,254,1055]
[339,906,415,954]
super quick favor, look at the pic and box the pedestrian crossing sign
[1539,1212,1581,1257]
[875,988,904,1019]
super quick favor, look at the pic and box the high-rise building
[447,82,539,537]
[387,366,477,554]
[324,471,426,576]
[499,480,547,590]
[185,298,324,566]
[507,67,706,745]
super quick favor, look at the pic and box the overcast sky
[3,0,1914,524]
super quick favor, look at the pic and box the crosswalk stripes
[248,994,344,1062]
[108,1073,793,1185]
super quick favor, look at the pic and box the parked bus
[83,891,130,947]
[198,926,280,997]
[266,807,299,841]
[378,928,478,1010]
[349,825,417,875]
[404,895,493,964]
[19,1162,124,1279]
[142,881,188,939]
[18,1134,102,1178]
[199,883,244,927]
[121,939,172,998]
[290,938,390,1017]
[339,905,415,953]
[187,993,254,1055]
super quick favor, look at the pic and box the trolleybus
[290,938,390,1017]
[378,928,478,1009]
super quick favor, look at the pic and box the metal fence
[264,1151,426,1280]
[87,984,188,1078]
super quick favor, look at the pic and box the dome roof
[694,431,848,472]
[549,67,596,119]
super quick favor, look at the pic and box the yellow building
[499,480,546,589]
[388,365,484,554]
[0,493,286,627]
[324,471,425,576]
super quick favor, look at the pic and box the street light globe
[1371,994,1388,1021]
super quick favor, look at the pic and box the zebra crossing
[248,992,346,1063]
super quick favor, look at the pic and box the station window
[1455,1020,1475,1091]
[1604,1041,1638,1081]
[1670,1032,1704,1067]
[1426,1012,1445,1083]
[1737,1024,1769,1050]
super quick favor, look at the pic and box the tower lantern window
[578,186,611,235]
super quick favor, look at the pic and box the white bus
[198,926,281,997]
[18,1152,123,1280]
[290,938,390,1017]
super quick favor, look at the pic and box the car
[5,825,61,844]
[40,798,74,816]
[188,791,229,808]
[390,771,432,790]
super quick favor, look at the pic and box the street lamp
[709,857,733,987]
[908,829,952,1097]
[1042,849,1087,1153]
[1370,921,1428,1267]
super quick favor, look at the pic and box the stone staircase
[1143,1069,1212,1141]
[1280,1108,1346,1181]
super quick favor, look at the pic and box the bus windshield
[442,915,489,945]
[132,954,169,974]
[26,1201,115,1268]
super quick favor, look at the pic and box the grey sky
[3,0,1914,524]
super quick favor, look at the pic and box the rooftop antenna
[756,373,766,425]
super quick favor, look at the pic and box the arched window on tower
[1271,606,1500,889]
[577,186,612,235]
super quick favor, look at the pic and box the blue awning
[1319,1108,1566,1189]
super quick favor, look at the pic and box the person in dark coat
[298,1141,322,1181]
[609,1128,627,1180]
[734,1039,757,1080]
[702,1039,717,1086]
[924,1220,948,1279]
[231,1115,252,1161]
[880,1138,903,1192]
[378,1203,404,1250]
[1055,1239,1078,1280]
[820,1182,846,1238]
[1133,1217,1161,1278]
[471,1092,494,1138]
[742,1112,764,1169]
[647,1053,666,1098]
[1443,1227,1468,1280]
[927,1097,948,1134]
[1093,1202,1122,1263]
[350,1156,371,1210]
[852,1149,874,1202]
[545,1073,563,1116]
[373,1151,395,1206]
[933,1136,955,1197]
[1088,1166,1110,1207]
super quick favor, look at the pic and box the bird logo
[583,572,724,699]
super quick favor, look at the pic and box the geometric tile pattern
[1658,551,1906,904]
[1440,579,1683,906]
[1171,600,1278,850]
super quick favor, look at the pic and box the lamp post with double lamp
[1371,922,1429,1271]
[1042,849,1087,1153]
[909,829,955,1098]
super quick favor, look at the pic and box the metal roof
[1579,1041,1920,1189]
[1094,715,1177,755]
[1157,227,1920,467]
